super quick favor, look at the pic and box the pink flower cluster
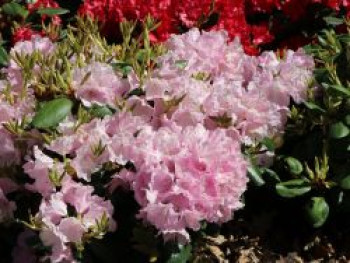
[0,28,315,260]
[24,147,116,262]
[4,36,55,91]
[127,124,248,242]
[140,29,315,143]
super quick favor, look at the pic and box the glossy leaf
[37,8,70,16]
[329,122,350,139]
[2,2,28,17]
[339,175,350,190]
[285,157,303,176]
[247,165,265,186]
[32,98,73,129]
[303,101,326,113]
[305,197,329,228]
[276,179,311,198]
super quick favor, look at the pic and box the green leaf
[276,179,311,198]
[329,84,350,97]
[303,44,320,54]
[37,8,69,16]
[167,244,192,263]
[285,157,303,176]
[323,16,344,26]
[89,105,114,118]
[305,197,329,228]
[2,2,28,17]
[329,122,350,139]
[303,101,326,113]
[32,98,73,129]
[263,168,281,182]
[261,137,275,151]
[339,175,350,190]
[0,46,8,66]
[247,165,265,186]
[344,115,350,126]
[337,34,350,43]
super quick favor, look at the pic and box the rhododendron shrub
[0,19,314,261]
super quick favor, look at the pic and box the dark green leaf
[2,2,28,17]
[263,168,281,182]
[37,8,69,16]
[247,165,265,186]
[32,98,73,129]
[276,179,311,198]
[329,84,350,97]
[0,46,8,66]
[339,175,350,190]
[303,44,320,55]
[337,34,350,43]
[303,101,326,113]
[167,244,192,263]
[329,122,350,139]
[344,115,350,126]
[305,197,329,228]
[285,157,303,176]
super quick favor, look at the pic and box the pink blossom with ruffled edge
[3,36,55,91]
[72,62,131,107]
[121,124,248,243]
[31,175,115,262]
[140,29,314,144]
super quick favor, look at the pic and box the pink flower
[24,146,59,197]
[39,192,67,225]
[39,226,76,263]
[118,124,248,243]
[58,217,85,243]
[72,62,130,107]
[3,36,55,91]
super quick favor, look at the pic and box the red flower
[12,26,43,44]
[77,0,350,54]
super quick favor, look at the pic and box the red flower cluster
[78,0,350,54]
[11,0,62,44]
[78,0,266,54]
[11,26,43,44]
